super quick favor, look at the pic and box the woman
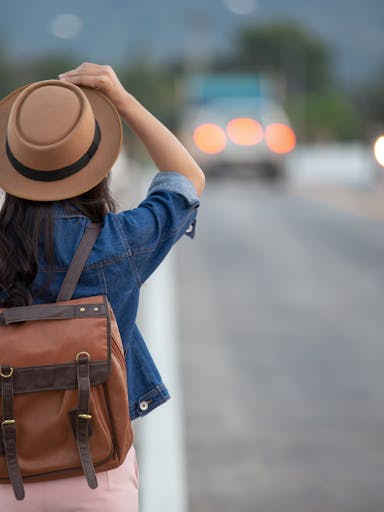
[0,63,205,511]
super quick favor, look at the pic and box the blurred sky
[0,0,383,84]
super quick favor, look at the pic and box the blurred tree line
[237,23,358,140]
[0,20,383,144]
[213,20,381,142]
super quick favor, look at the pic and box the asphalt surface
[175,177,384,512]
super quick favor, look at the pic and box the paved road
[175,177,384,512]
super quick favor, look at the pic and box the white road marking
[137,254,188,512]
[111,155,188,512]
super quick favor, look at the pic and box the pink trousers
[0,445,139,512]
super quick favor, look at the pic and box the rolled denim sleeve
[147,171,199,208]
[117,171,200,285]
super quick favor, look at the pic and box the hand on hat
[60,62,205,196]
[59,63,128,110]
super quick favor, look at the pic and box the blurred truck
[178,73,296,179]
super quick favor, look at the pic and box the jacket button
[139,401,149,411]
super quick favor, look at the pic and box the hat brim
[0,83,122,201]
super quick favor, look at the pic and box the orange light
[265,123,296,154]
[226,118,263,146]
[193,123,227,154]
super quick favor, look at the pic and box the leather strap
[76,355,98,489]
[1,367,25,500]
[56,222,102,303]
[0,302,106,325]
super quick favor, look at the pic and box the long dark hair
[0,177,117,308]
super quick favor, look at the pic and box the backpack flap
[0,295,111,395]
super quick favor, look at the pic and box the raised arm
[59,63,205,196]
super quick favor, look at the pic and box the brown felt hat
[0,79,122,201]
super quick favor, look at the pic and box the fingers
[59,63,114,89]
[59,73,106,90]
[60,62,108,78]
[58,62,127,109]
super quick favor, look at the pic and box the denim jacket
[30,171,200,420]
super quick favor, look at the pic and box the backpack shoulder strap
[56,222,102,303]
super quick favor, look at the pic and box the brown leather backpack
[0,223,133,501]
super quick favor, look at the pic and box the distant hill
[0,0,383,85]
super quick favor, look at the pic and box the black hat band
[5,120,101,183]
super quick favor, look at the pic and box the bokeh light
[226,117,263,146]
[223,0,258,15]
[193,123,227,154]
[49,14,83,39]
[265,123,296,154]
[374,135,384,167]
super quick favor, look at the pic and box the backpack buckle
[1,419,15,430]
[76,352,91,362]
[0,367,13,378]
[78,414,92,420]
